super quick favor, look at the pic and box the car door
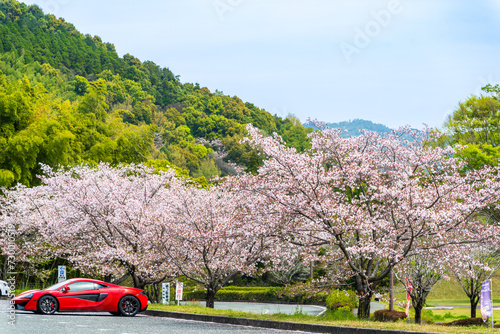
[56,281,100,311]
[91,283,116,311]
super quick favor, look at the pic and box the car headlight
[24,293,34,299]
[140,291,147,296]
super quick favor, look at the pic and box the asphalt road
[0,300,303,334]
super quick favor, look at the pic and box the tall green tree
[443,85,500,169]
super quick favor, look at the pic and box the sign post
[481,280,493,328]
[175,282,183,306]
[57,265,66,283]
[162,283,170,304]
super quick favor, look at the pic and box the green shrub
[426,310,467,323]
[222,286,271,290]
[184,287,282,302]
[183,286,328,304]
[420,310,435,324]
[325,307,357,320]
[325,289,358,311]
[184,289,207,300]
[216,288,281,301]
[277,287,328,304]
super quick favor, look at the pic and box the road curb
[144,310,438,334]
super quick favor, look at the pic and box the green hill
[0,0,312,187]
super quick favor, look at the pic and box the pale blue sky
[20,0,500,129]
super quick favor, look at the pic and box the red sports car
[13,278,148,316]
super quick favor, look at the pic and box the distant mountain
[304,119,392,138]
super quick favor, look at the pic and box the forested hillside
[0,0,311,187]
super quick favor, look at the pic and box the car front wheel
[37,295,58,315]
[118,295,140,317]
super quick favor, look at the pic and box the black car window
[46,280,75,291]
[95,283,108,289]
[66,281,96,292]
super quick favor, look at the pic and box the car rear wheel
[118,295,140,317]
[37,295,58,315]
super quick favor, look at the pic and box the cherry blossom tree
[394,244,451,324]
[157,182,281,308]
[394,224,500,324]
[232,124,499,319]
[0,185,55,282]
[2,163,178,288]
[449,243,500,318]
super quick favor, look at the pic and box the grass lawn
[149,303,500,334]
[427,299,500,306]
[391,273,500,307]
[429,308,500,319]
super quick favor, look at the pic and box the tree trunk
[153,284,160,303]
[0,256,4,281]
[355,276,373,320]
[111,273,130,285]
[2,257,8,281]
[471,297,479,318]
[206,288,216,308]
[144,285,151,301]
[131,272,146,290]
[131,272,140,289]
[414,301,423,324]
[357,295,372,320]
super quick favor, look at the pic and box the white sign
[162,283,170,304]
[58,265,66,283]
[175,282,183,301]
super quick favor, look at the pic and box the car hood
[15,290,41,298]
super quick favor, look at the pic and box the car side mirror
[62,286,70,293]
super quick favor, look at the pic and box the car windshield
[44,280,74,291]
